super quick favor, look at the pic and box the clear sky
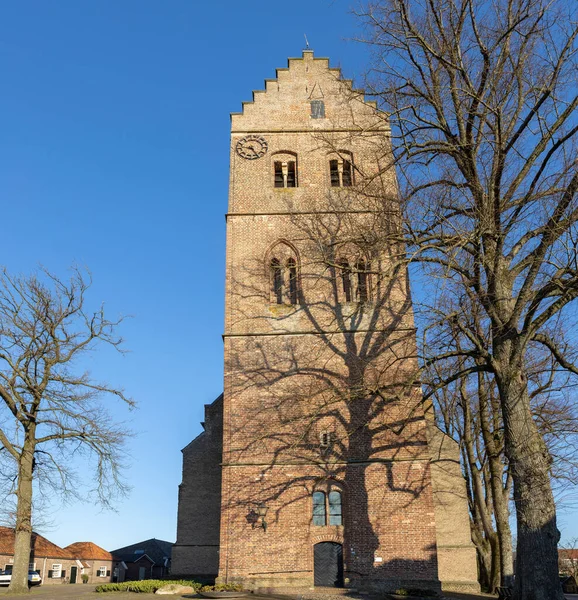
[0,0,576,553]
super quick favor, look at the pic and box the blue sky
[0,0,374,550]
[1,0,576,553]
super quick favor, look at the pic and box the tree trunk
[496,355,564,600]
[489,456,514,588]
[9,435,35,594]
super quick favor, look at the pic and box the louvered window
[311,100,325,119]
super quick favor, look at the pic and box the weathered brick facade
[173,51,478,594]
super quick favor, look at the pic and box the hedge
[95,579,202,593]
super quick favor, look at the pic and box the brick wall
[172,395,223,577]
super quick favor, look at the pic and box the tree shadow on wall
[219,189,439,588]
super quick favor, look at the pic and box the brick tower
[173,50,479,594]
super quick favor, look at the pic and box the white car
[0,570,42,586]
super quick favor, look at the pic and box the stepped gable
[64,541,114,561]
[230,49,382,131]
[0,526,73,558]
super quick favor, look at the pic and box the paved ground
[0,586,576,600]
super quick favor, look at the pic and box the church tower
[173,50,479,594]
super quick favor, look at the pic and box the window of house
[273,155,297,188]
[312,488,343,526]
[4,565,12,574]
[52,564,62,578]
[329,154,354,187]
[320,431,334,448]
[98,566,107,577]
[311,100,325,119]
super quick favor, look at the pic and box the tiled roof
[560,548,578,560]
[110,538,173,565]
[0,526,73,559]
[64,542,114,561]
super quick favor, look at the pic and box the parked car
[0,570,42,586]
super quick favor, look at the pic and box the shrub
[200,584,243,592]
[393,589,437,598]
[95,579,202,593]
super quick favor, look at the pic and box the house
[0,526,77,585]
[111,539,172,581]
[64,542,120,584]
[559,548,578,577]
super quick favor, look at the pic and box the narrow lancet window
[340,260,352,302]
[328,491,343,526]
[313,491,326,526]
[271,258,283,304]
[287,258,298,304]
[357,260,368,302]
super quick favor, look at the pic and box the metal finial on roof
[304,34,311,51]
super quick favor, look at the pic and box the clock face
[236,135,268,160]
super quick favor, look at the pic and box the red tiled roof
[64,542,114,561]
[560,549,578,560]
[0,526,73,559]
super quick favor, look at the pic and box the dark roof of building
[0,526,73,559]
[64,542,114,561]
[113,552,154,564]
[110,538,173,565]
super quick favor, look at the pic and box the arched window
[287,258,298,305]
[312,492,326,526]
[312,485,343,527]
[271,258,283,304]
[267,242,300,305]
[329,152,354,188]
[334,249,371,304]
[273,152,298,188]
[356,260,368,302]
[328,491,343,526]
[338,259,352,302]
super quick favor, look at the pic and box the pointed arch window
[338,259,352,302]
[312,486,343,526]
[356,260,369,302]
[287,258,298,305]
[267,243,300,305]
[312,492,326,526]
[335,252,371,303]
[271,258,283,304]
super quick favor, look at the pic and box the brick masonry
[173,51,479,594]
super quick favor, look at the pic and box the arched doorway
[314,542,344,587]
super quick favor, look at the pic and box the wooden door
[70,566,77,584]
[314,542,344,587]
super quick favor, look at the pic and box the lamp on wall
[255,503,268,532]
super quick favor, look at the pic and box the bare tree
[354,0,578,597]
[0,267,134,592]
